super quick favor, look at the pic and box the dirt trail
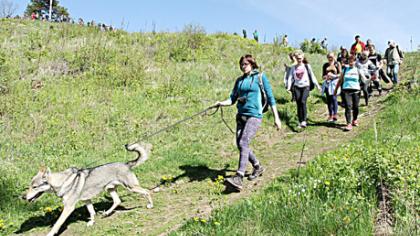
[24,91,389,236]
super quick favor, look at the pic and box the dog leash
[85,106,234,168]
[128,105,235,146]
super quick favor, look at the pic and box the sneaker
[248,166,265,181]
[327,116,334,122]
[225,174,243,190]
[344,124,352,131]
[333,114,338,121]
[352,120,359,127]
[300,121,307,128]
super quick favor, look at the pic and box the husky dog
[24,143,153,236]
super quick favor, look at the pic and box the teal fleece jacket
[229,70,276,118]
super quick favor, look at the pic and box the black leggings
[294,86,310,123]
[360,81,369,106]
[342,90,360,124]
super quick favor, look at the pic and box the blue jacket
[230,70,276,118]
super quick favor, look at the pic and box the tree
[0,0,18,18]
[24,0,69,20]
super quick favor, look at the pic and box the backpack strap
[304,64,315,90]
[257,72,268,109]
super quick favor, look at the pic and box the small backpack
[257,72,269,113]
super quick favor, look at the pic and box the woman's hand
[271,105,282,131]
[274,118,282,130]
[213,99,232,108]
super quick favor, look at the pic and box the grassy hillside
[0,18,418,236]
[0,19,325,235]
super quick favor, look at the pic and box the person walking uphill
[214,54,282,191]
[335,55,368,131]
[286,51,322,129]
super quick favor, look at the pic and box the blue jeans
[387,64,399,84]
[326,94,338,116]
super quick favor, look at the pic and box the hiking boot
[344,124,352,131]
[352,120,359,127]
[248,166,265,181]
[225,174,243,190]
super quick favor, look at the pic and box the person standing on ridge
[253,30,259,42]
[242,29,247,39]
[282,34,288,47]
[214,54,282,191]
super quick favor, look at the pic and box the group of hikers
[27,12,116,32]
[214,35,404,190]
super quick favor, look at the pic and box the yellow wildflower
[343,216,351,224]
[44,207,53,213]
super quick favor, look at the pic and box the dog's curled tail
[125,143,151,169]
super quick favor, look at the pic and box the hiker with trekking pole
[213,54,281,191]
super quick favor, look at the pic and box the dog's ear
[42,168,51,180]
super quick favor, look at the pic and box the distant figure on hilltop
[242,29,247,38]
[350,35,366,58]
[282,34,288,47]
[321,37,328,49]
[253,30,259,42]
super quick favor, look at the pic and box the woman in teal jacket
[214,54,281,190]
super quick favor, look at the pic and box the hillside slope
[0,19,418,235]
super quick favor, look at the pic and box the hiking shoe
[344,124,352,131]
[298,121,307,129]
[352,120,359,127]
[225,174,243,190]
[248,166,265,181]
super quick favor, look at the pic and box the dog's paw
[146,203,153,209]
[100,210,112,217]
[87,220,95,227]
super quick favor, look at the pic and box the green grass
[0,18,418,235]
[0,19,323,235]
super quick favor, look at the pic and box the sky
[12,0,420,52]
